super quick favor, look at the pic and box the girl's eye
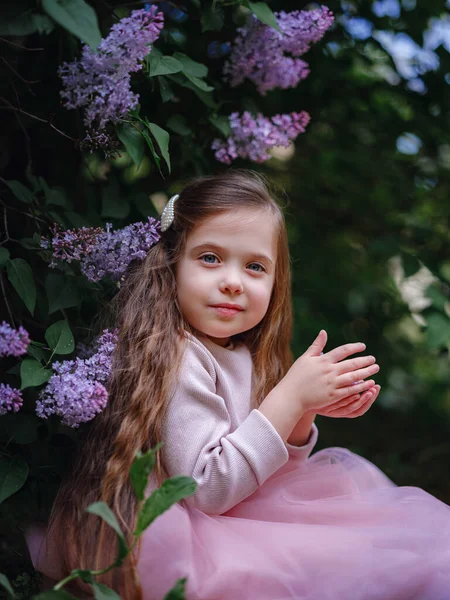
[247,263,266,273]
[200,254,219,264]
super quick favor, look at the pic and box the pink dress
[28,334,450,599]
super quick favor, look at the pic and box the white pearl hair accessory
[160,194,179,232]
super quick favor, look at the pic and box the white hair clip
[160,194,179,232]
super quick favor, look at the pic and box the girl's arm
[287,411,316,446]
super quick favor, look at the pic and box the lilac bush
[36,329,118,427]
[42,217,160,283]
[0,321,30,358]
[59,7,164,131]
[212,111,311,164]
[0,384,23,416]
[224,6,334,95]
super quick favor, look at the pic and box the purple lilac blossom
[224,6,334,95]
[41,224,104,268]
[0,321,30,358]
[0,384,23,415]
[42,217,160,282]
[212,111,311,164]
[58,7,164,130]
[80,218,160,282]
[36,329,118,427]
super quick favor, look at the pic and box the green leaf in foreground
[6,180,34,203]
[134,476,196,537]
[42,0,102,49]
[147,54,183,77]
[245,1,280,32]
[163,578,187,600]
[20,358,52,390]
[45,320,75,355]
[146,123,171,174]
[0,455,29,505]
[86,502,130,565]
[6,258,36,315]
[0,573,15,599]
[0,247,10,269]
[116,123,145,169]
[130,443,162,502]
[34,591,78,599]
[91,582,121,600]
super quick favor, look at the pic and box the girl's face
[176,207,277,347]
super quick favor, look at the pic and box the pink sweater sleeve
[162,341,290,515]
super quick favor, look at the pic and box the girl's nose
[219,274,243,295]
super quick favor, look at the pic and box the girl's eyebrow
[190,242,274,265]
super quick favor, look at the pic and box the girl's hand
[315,384,381,418]
[283,330,379,415]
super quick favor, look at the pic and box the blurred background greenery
[0,0,449,595]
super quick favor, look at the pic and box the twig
[0,36,44,51]
[0,272,15,327]
[1,57,40,85]
[0,96,76,142]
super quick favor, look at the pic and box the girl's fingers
[336,378,375,400]
[335,355,376,375]
[328,385,380,418]
[327,390,372,416]
[336,363,380,387]
[325,342,366,363]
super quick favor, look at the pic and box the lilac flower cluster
[59,7,164,130]
[0,384,23,416]
[0,321,30,358]
[36,329,118,427]
[81,218,160,282]
[41,224,104,267]
[212,111,311,164]
[224,6,334,95]
[42,217,160,282]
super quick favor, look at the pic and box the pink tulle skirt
[28,447,450,600]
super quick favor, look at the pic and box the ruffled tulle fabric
[28,447,450,600]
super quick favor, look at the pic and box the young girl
[28,170,450,599]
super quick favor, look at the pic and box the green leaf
[86,502,130,565]
[146,123,171,174]
[209,116,231,137]
[42,0,102,49]
[166,115,192,136]
[401,252,420,277]
[34,591,77,599]
[6,258,36,315]
[0,455,29,505]
[6,180,34,204]
[134,476,196,536]
[27,344,50,364]
[0,247,10,269]
[201,6,224,32]
[0,573,15,599]
[425,312,450,350]
[140,129,161,173]
[245,1,280,32]
[184,73,214,92]
[147,55,183,77]
[0,12,54,36]
[19,238,42,250]
[168,74,217,109]
[426,284,448,313]
[20,359,52,390]
[68,569,94,584]
[91,583,121,600]
[39,178,71,208]
[158,76,174,103]
[163,578,187,600]
[173,53,208,78]
[130,444,162,502]
[46,273,82,314]
[45,320,75,355]
[116,123,145,169]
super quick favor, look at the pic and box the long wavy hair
[46,170,294,598]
